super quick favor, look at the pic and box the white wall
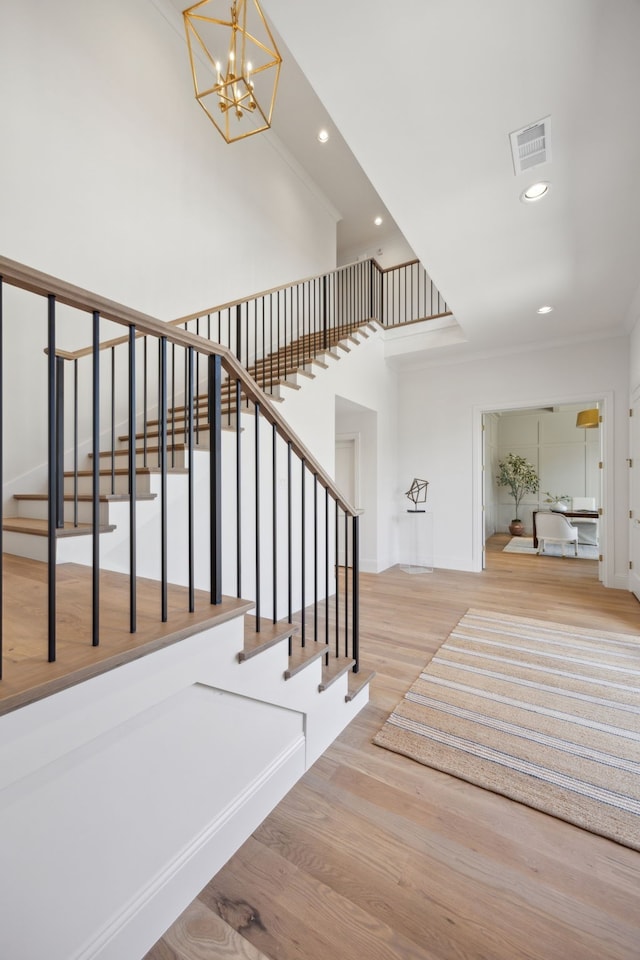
[0,0,337,499]
[279,330,398,573]
[396,336,629,586]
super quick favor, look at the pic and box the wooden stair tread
[0,554,255,717]
[2,517,116,537]
[319,655,355,692]
[345,668,375,702]
[284,640,328,680]
[238,616,298,662]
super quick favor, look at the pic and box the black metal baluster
[208,354,222,605]
[128,326,137,633]
[272,422,277,624]
[255,401,261,628]
[47,295,57,662]
[344,511,349,658]
[352,514,360,673]
[110,346,115,495]
[196,319,201,446]
[405,261,408,323]
[261,297,266,392]
[325,487,329,661]
[159,336,168,622]
[143,336,148,468]
[55,357,64,530]
[184,332,189,446]
[187,346,195,612]
[244,306,249,401]
[287,441,292,624]
[296,286,301,370]
[301,458,305,645]
[313,474,318,643]
[276,292,281,384]
[269,295,275,393]
[236,377,242,597]
[322,275,328,351]
[171,342,176,469]
[92,311,100,647]
[235,303,242,362]
[335,502,339,658]
[411,261,416,320]
[73,359,78,527]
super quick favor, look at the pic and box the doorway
[475,395,612,586]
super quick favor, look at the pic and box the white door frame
[336,432,361,567]
[472,391,614,586]
[629,386,640,599]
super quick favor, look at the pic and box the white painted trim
[336,432,361,509]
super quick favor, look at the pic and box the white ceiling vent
[510,116,551,175]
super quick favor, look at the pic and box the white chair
[571,496,598,546]
[536,511,579,557]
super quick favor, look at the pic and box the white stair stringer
[0,613,306,960]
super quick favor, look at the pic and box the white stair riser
[63,474,153,496]
[15,499,110,525]
[89,448,187,468]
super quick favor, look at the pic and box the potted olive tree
[496,453,540,536]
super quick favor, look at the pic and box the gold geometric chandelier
[183,0,282,144]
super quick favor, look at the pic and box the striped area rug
[373,608,640,850]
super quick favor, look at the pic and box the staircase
[3,310,376,695]
[0,251,447,960]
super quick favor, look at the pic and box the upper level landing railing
[0,256,361,703]
[169,257,450,396]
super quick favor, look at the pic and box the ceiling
[259,0,640,358]
[162,0,410,266]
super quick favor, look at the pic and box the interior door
[335,436,357,567]
[629,397,640,600]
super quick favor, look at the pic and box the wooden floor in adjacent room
[146,535,640,960]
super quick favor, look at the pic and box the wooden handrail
[0,255,357,514]
[32,255,431,363]
[167,255,407,327]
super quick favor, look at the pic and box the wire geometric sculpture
[405,478,429,510]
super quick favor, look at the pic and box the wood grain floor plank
[145,536,640,960]
[144,899,272,960]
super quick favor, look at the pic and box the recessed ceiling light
[374,216,383,226]
[317,129,329,143]
[521,181,550,203]
[537,304,553,314]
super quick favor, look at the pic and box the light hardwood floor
[148,535,640,960]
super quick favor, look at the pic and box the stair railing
[0,256,360,697]
[170,257,450,395]
[47,257,450,404]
